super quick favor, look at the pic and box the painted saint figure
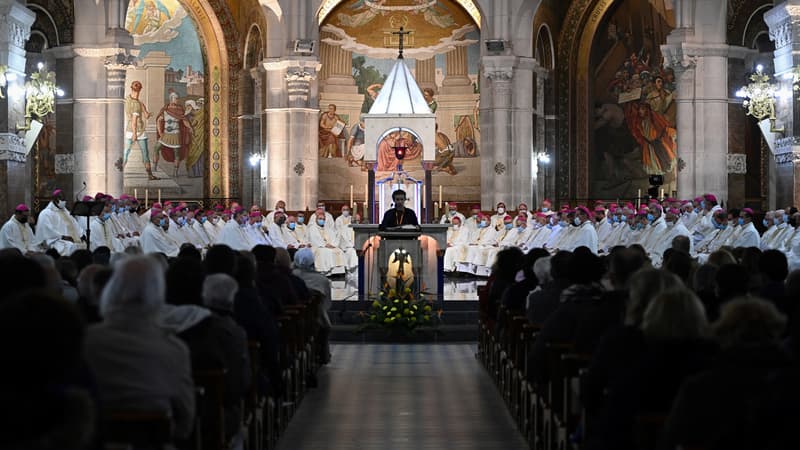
[347,117,366,168]
[154,90,193,178]
[124,80,157,180]
[319,104,345,159]
[626,101,676,175]
[433,124,457,175]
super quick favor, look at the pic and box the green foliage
[352,55,387,113]
[358,285,439,335]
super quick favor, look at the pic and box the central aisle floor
[276,343,528,450]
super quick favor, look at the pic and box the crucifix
[392,27,412,59]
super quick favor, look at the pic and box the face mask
[449,210,456,216]
[58,200,67,209]
[665,220,675,228]
[647,213,655,222]
[200,217,207,223]
[177,217,186,226]
[700,201,706,209]
[479,220,487,228]
[342,210,351,217]
[541,207,549,213]
[288,223,296,231]
[505,223,513,230]
[559,220,567,227]
[517,226,525,233]
[452,224,460,230]
[784,215,790,223]
[103,213,111,221]
[635,223,644,231]
[620,215,627,222]
[317,219,326,227]
[738,218,745,226]
[714,222,727,230]
[298,216,305,224]
[763,219,770,227]
[318,205,326,212]
[497,207,505,214]
[573,217,582,226]
[546,224,553,229]
[694,207,701,214]
[159,218,167,227]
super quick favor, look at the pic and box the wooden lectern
[352,224,449,301]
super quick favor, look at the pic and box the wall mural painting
[123,0,206,199]
[590,0,676,199]
[318,0,481,201]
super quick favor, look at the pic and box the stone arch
[316,0,484,30]
[556,0,615,201]
[535,24,554,70]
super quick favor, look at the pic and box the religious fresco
[318,0,481,203]
[123,0,206,199]
[590,0,676,199]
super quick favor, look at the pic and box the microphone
[75,181,87,201]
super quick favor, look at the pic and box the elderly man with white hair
[84,256,195,439]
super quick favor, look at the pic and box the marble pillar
[662,44,732,204]
[104,63,127,196]
[0,0,34,213]
[765,2,800,208]
[481,56,515,210]
[441,46,472,95]
[262,59,321,210]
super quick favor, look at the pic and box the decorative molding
[74,47,134,59]
[727,154,747,174]
[293,162,306,176]
[774,135,800,150]
[764,4,800,49]
[482,55,515,82]
[0,133,26,162]
[493,162,506,175]
[54,154,74,174]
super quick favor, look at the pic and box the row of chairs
[103,293,324,450]
[477,290,669,450]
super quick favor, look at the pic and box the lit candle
[158,189,161,205]
[145,189,148,207]
[363,201,367,220]
[434,201,439,219]
[422,186,425,209]
[637,189,641,209]
[350,185,354,209]
[438,185,442,206]
[660,188,665,199]
[134,188,138,200]
[364,183,368,203]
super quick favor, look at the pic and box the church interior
[1,1,799,450]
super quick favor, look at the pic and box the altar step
[329,300,479,342]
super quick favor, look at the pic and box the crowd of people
[443,194,800,276]
[482,231,799,449]
[0,239,332,449]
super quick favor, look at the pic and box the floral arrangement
[358,286,441,334]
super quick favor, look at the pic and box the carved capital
[482,55,516,82]
[0,133,27,162]
[765,4,800,50]
[774,151,800,166]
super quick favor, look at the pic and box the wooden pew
[193,368,230,450]
[102,410,172,450]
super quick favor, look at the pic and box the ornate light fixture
[17,62,64,130]
[735,64,783,132]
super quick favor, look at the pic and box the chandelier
[735,64,783,132]
[20,62,64,129]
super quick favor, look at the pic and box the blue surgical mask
[178,217,186,226]
[317,219,326,227]
[700,201,706,209]
[517,226,525,232]
[635,223,644,231]
[505,223,513,230]
[559,220,567,227]
[546,224,553,230]
[763,219,770,227]
[200,216,207,223]
[102,213,111,221]
[541,207,549,213]
[694,207,701,214]
[159,218,167,227]
[297,216,305,224]
[647,213,655,222]
[738,218,745,226]
[479,220,487,228]
[620,215,627,222]
[714,222,727,230]
[784,215,790,223]
[573,217,581,226]
[288,223,296,231]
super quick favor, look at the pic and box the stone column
[0,0,34,213]
[662,46,730,203]
[482,56,515,209]
[262,58,321,210]
[511,57,536,208]
[320,31,357,94]
[441,46,472,95]
[765,2,800,207]
[104,61,129,196]
[416,57,437,93]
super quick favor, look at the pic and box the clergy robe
[464,225,499,268]
[246,223,271,246]
[564,221,599,254]
[267,223,287,249]
[781,226,800,254]
[730,222,760,249]
[443,225,471,271]
[440,211,467,225]
[166,219,191,247]
[760,225,782,250]
[191,220,213,247]
[544,224,565,250]
[0,216,39,253]
[89,217,125,253]
[282,226,308,249]
[595,218,614,251]
[650,222,693,267]
[140,222,180,257]
[307,223,346,273]
[333,217,357,268]
[217,220,256,251]
[691,206,722,245]
[35,202,85,256]
[639,216,667,255]
[525,225,550,250]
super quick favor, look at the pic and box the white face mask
[342,210,351,217]
[497,207,505,214]
[453,224,460,230]
[58,200,67,209]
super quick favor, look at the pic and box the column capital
[0,0,35,72]
[0,133,26,162]
[482,55,516,81]
[764,2,800,49]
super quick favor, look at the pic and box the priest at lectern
[379,189,419,230]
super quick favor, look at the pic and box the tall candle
[145,189,148,207]
[438,185,442,206]
[350,185,354,209]
[434,201,439,219]
[134,188,138,200]
[158,189,161,205]
[364,183,368,203]
[637,189,641,209]
[422,186,425,209]
[660,188,665,199]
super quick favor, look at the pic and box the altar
[352,224,449,301]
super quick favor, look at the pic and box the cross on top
[392,27,412,59]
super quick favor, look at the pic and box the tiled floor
[276,344,528,450]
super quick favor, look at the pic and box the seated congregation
[0,243,332,450]
[479,242,799,450]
